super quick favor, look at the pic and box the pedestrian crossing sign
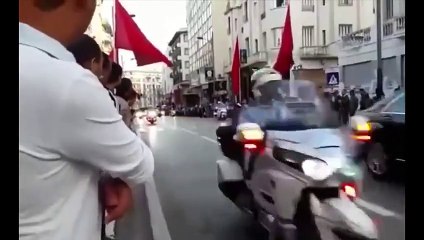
[326,72,340,86]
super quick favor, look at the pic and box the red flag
[114,0,172,67]
[231,37,240,97]
[273,5,294,78]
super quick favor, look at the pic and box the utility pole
[376,0,384,99]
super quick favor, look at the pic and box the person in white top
[19,1,154,240]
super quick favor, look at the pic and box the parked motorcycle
[215,80,377,240]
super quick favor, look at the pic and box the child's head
[67,34,103,78]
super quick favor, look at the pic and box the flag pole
[112,2,119,64]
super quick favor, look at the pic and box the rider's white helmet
[251,67,282,98]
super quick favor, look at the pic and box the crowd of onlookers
[323,88,376,125]
[67,34,140,128]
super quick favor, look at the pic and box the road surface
[138,116,405,240]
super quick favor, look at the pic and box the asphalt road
[138,116,405,240]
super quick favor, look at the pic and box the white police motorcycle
[215,102,228,121]
[216,77,377,240]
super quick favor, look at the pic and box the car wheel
[366,142,391,180]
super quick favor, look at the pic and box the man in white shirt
[19,1,154,239]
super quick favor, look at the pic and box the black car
[351,90,405,179]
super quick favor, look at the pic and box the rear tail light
[352,121,371,142]
[239,128,265,154]
[340,182,358,200]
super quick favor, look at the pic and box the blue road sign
[326,72,340,86]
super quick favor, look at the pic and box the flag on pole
[231,37,241,98]
[273,4,294,78]
[114,0,172,67]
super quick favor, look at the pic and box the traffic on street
[136,116,405,240]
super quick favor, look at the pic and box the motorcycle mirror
[301,159,334,181]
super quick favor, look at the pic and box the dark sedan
[350,90,405,179]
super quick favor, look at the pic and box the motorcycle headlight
[302,159,334,181]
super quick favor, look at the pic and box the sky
[101,0,187,71]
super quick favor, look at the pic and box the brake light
[352,134,371,141]
[240,129,265,153]
[340,182,358,200]
[352,121,371,141]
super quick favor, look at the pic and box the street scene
[19,0,405,239]
[136,116,404,240]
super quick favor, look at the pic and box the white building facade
[339,0,405,93]
[124,70,163,108]
[223,0,380,100]
[161,46,174,104]
[167,28,190,106]
[85,0,113,52]
[186,0,228,104]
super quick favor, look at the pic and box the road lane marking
[201,135,218,144]
[355,198,404,220]
[180,128,198,135]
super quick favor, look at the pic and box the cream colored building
[124,70,163,108]
[339,0,405,92]
[223,0,385,99]
[85,0,113,53]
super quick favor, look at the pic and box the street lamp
[375,0,384,99]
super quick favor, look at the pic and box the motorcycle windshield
[239,80,325,128]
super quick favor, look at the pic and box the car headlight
[301,159,334,181]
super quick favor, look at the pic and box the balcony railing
[246,51,268,65]
[299,46,336,59]
[341,27,372,48]
[342,15,405,49]
[383,16,405,37]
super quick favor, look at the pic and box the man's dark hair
[115,78,134,100]
[67,34,101,66]
[102,52,110,70]
[108,63,123,84]
[34,0,65,11]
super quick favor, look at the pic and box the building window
[338,24,353,37]
[322,30,326,45]
[254,39,259,53]
[272,27,283,47]
[243,1,248,22]
[302,26,314,47]
[385,0,394,20]
[228,47,232,62]
[235,18,238,32]
[302,0,314,11]
[184,48,189,55]
[261,0,266,18]
[227,16,231,34]
[262,32,267,51]
[276,0,287,7]
[338,0,352,6]
[183,33,188,42]
[322,0,325,6]
[245,37,250,56]
[185,74,189,80]
[184,61,190,68]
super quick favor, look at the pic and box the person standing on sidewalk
[19,1,154,240]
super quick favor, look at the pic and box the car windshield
[240,80,327,128]
[364,91,405,113]
[254,80,317,105]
